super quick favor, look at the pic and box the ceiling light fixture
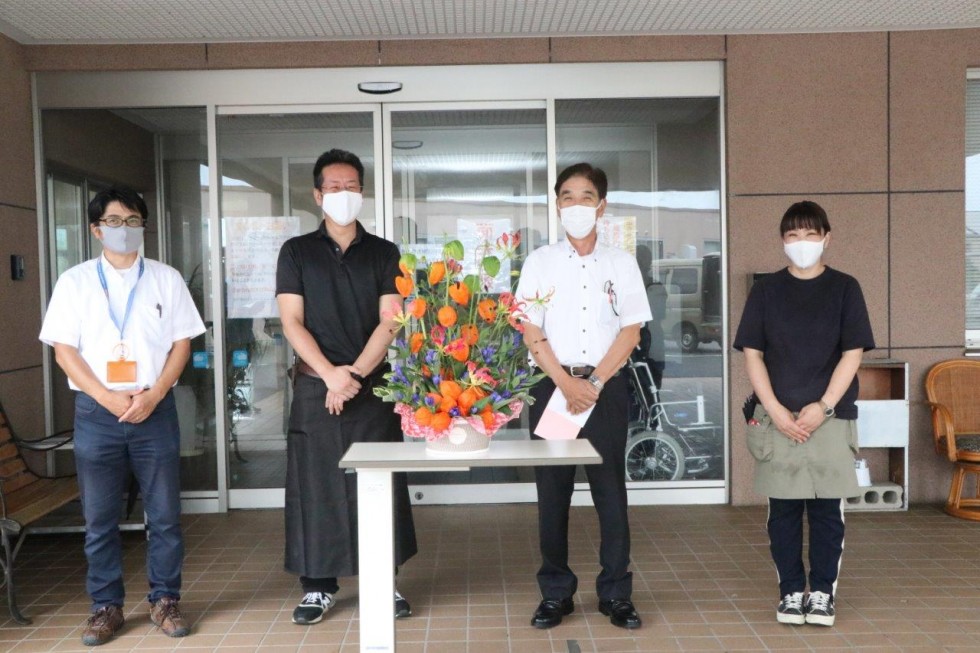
[392,140,423,150]
[358,81,403,94]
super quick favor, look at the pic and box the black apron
[284,374,418,578]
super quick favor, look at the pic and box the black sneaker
[776,592,805,625]
[394,590,412,618]
[804,591,835,626]
[292,591,335,625]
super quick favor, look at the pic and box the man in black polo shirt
[276,149,417,626]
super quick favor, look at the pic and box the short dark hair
[313,149,365,189]
[554,163,608,200]
[779,200,831,236]
[88,186,148,225]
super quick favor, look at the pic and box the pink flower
[430,325,447,346]
[465,361,497,387]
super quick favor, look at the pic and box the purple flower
[470,406,479,415]
[481,345,497,361]
[449,407,460,417]
[432,374,442,385]
[395,338,407,349]
[425,349,438,364]
[501,390,512,399]
[424,395,436,406]
[411,394,420,403]
[491,392,502,403]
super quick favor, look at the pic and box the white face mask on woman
[99,225,144,255]
[321,190,363,226]
[559,204,598,239]
[783,237,825,270]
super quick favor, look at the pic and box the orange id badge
[107,359,137,384]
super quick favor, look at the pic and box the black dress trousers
[529,373,632,601]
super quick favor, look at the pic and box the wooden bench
[0,399,78,625]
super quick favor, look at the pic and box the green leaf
[463,274,481,293]
[399,252,417,271]
[443,240,464,261]
[481,255,501,277]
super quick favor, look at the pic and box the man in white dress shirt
[516,163,652,631]
[39,187,205,647]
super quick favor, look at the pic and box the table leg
[357,468,395,652]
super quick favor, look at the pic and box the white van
[651,253,721,353]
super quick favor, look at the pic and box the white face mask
[559,204,598,239]
[99,225,144,255]
[320,190,363,226]
[784,237,825,270]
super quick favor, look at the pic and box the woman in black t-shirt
[734,201,875,629]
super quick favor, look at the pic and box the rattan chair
[925,359,980,520]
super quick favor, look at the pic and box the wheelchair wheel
[625,429,685,481]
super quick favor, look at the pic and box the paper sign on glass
[533,387,594,440]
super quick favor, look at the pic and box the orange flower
[426,392,442,405]
[431,411,451,433]
[448,282,471,305]
[422,364,432,377]
[460,323,479,345]
[428,261,446,285]
[414,407,433,426]
[480,408,495,430]
[439,395,457,412]
[477,298,497,322]
[395,275,413,297]
[437,305,457,327]
[447,340,470,363]
[439,380,463,399]
[457,388,478,414]
[399,261,411,276]
[410,332,424,354]
[407,297,427,318]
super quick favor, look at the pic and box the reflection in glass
[556,98,724,482]
[217,112,376,489]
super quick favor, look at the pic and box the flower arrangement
[374,232,547,441]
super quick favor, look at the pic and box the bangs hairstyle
[88,186,148,225]
[779,200,831,236]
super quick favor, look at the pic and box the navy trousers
[73,391,183,610]
[767,497,846,598]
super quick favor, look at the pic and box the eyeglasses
[100,215,146,228]
[319,183,362,194]
[603,280,619,317]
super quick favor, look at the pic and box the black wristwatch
[819,400,835,418]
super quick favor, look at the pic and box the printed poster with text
[225,216,302,319]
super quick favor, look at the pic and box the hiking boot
[805,591,835,626]
[292,591,336,625]
[395,590,412,618]
[150,596,191,637]
[776,592,806,625]
[81,605,125,646]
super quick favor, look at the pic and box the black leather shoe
[598,599,642,629]
[531,598,574,629]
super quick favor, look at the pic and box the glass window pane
[966,79,980,340]
[556,98,724,482]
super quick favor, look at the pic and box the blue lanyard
[97,257,144,342]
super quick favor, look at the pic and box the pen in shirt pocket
[156,303,162,317]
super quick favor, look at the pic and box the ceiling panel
[0,0,978,44]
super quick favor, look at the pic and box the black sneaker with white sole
[394,591,412,618]
[776,592,805,625]
[292,591,336,625]
[804,591,835,626]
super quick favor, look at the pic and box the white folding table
[338,439,602,653]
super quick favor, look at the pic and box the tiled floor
[2,503,979,652]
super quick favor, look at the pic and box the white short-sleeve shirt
[39,255,206,391]
[515,241,653,367]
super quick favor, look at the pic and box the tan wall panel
[727,194,889,505]
[727,33,888,195]
[895,347,966,505]
[43,110,156,191]
[0,35,36,209]
[0,205,43,372]
[551,35,725,62]
[380,38,548,66]
[889,29,980,192]
[0,367,45,442]
[207,40,378,69]
[25,43,207,71]
[889,192,964,348]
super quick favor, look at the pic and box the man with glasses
[516,163,651,630]
[39,186,205,646]
[276,149,417,626]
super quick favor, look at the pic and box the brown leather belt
[561,365,596,378]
